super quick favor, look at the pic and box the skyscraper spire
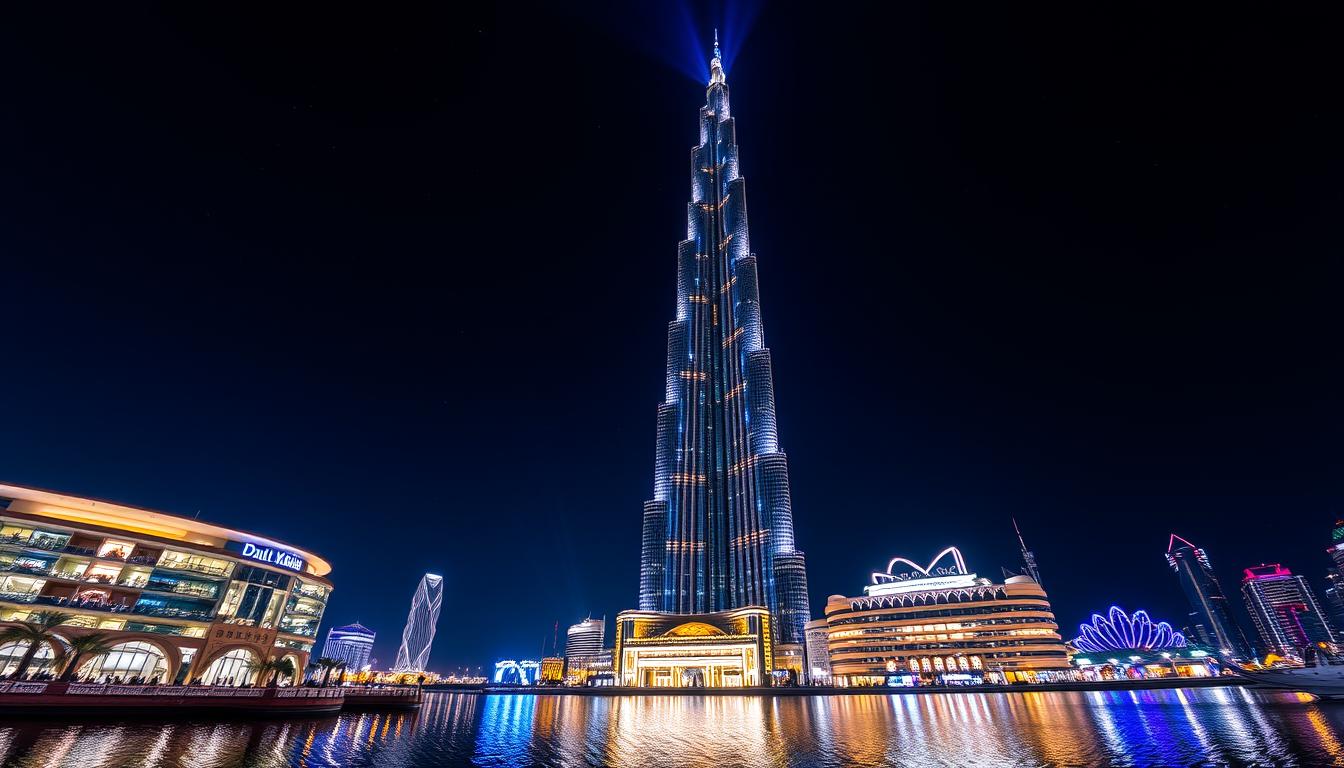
[709,28,725,86]
[1014,518,1042,586]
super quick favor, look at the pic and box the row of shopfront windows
[0,528,327,638]
[0,639,301,686]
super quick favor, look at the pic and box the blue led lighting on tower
[393,573,444,672]
[320,622,376,671]
[638,39,811,645]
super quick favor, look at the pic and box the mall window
[27,531,71,552]
[84,564,124,585]
[78,641,168,683]
[0,639,59,678]
[98,540,136,560]
[157,551,234,578]
[198,648,258,686]
[233,565,290,589]
[4,554,56,576]
[0,525,37,544]
[145,570,220,599]
[132,594,214,620]
[0,575,46,597]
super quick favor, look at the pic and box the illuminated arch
[664,621,726,638]
[197,647,261,685]
[493,660,540,685]
[873,546,968,585]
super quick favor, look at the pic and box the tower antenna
[713,28,721,60]
[1013,517,1043,586]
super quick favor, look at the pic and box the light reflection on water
[1,688,1342,767]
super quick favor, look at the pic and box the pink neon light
[1167,533,1198,554]
[1243,564,1291,581]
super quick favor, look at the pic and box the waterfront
[1,688,1342,767]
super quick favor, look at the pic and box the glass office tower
[638,40,810,646]
[1242,564,1336,655]
[1166,534,1250,658]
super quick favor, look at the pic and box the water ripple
[0,688,1337,767]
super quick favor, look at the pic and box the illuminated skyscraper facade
[638,40,810,645]
[320,622,375,671]
[1242,564,1336,655]
[393,573,443,672]
[1166,534,1249,657]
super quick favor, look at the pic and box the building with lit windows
[1242,564,1335,657]
[615,607,773,688]
[1166,534,1250,658]
[635,34,810,650]
[392,573,443,672]
[821,547,1071,686]
[804,618,832,685]
[539,656,565,683]
[320,621,375,671]
[0,483,331,684]
[565,617,604,659]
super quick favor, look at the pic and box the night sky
[1,3,1339,670]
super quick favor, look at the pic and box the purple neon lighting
[1073,606,1188,653]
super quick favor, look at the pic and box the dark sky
[1,3,1339,669]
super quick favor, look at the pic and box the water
[1,688,1341,767]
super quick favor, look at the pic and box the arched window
[933,657,945,672]
[198,648,258,685]
[920,657,932,672]
[79,641,167,682]
[971,656,983,670]
[958,657,970,671]
[946,657,957,672]
[0,640,57,678]
[908,659,920,674]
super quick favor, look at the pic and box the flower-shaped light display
[1072,606,1188,653]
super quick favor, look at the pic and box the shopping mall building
[0,483,332,685]
[821,547,1072,686]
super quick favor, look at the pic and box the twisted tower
[639,37,810,645]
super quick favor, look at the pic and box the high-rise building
[565,617,605,659]
[637,32,810,646]
[804,618,832,686]
[1166,534,1250,658]
[393,573,443,672]
[1242,564,1336,656]
[320,622,375,671]
[1322,571,1344,632]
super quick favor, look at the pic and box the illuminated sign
[228,541,305,572]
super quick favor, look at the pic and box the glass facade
[638,45,810,646]
[1166,534,1250,657]
[1241,564,1336,656]
[0,483,333,684]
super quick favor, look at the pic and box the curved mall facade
[0,483,331,684]
[822,548,1071,685]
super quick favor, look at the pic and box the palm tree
[0,611,75,680]
[59,633,120,682]
[249,656,297,687]
[314,656,342,687]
